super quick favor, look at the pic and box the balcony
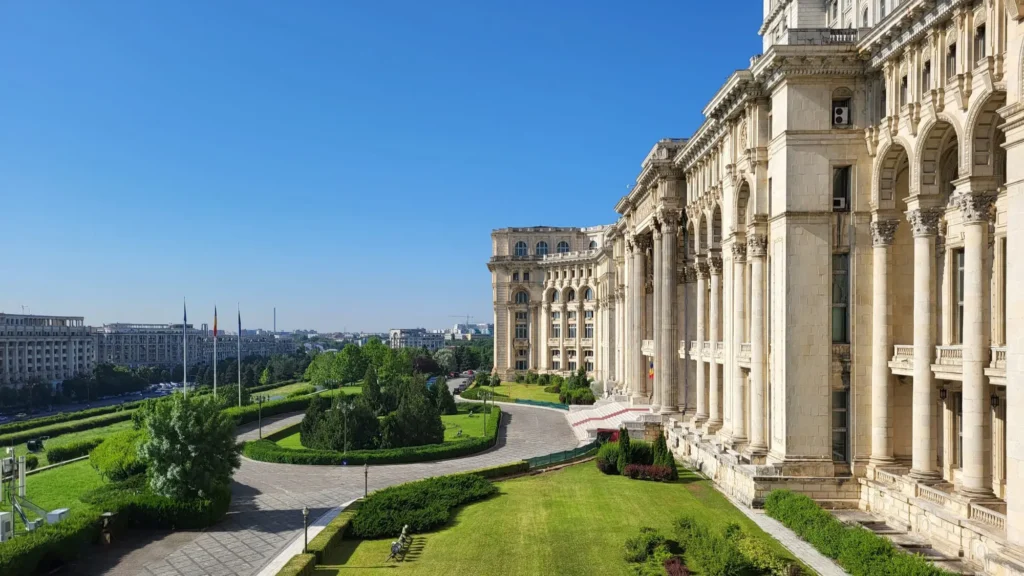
[641,340,654,356]
[678,340,687,359]
[782,28,860,46]
[701,341,712,362]
[987,346,1007,386]
[932,345,964,381]
[513,338,529,348]
[889,344,914,377]
[737,342,751,368]
[564,338,577,347]
[714,342,725,364]
[581,338,593,348]
[689,341,700,358]
[547,338,560,347]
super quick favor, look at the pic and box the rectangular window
[947,43,957,78]
[551,360,560,370]
[551,324,561,338]
[515,360,528,370]
[832,254,850,343]
[833,166,851,211]
[568,311,577,320]
[568,361,577,371]
[523,272,530,282]
[900,75,908,106]
[955,392,964,468]
[585,310,594,319]
[517,348,527,357]
[568,325,577,339]
[922,60,932,91]
[975,25,986,63]
[584,324,594,339]
[585,360,594,372]
[512,272,519,281]
[515,325,528,339]
[515,311,528,321]
[832,390,849,462]
[955,248,965,344]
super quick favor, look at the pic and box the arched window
[514,291,529,304]
[557,241,570,253]
[584,288,594,301]
[878,0,886,19]
[536,241,549,256]
[551,290,560,303]
[862,7,869,26]
[514,241,527,257]
[588,240,598,249]
[566,288,576,302]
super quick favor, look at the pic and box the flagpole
[237,305,242,407]
[213,306,218,397]
[183,299,188,398]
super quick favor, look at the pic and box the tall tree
[362,366,383,415]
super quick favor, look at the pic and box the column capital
[652,222,663,241]
[731,242,747,262]
[906,208,944,237]
[707,254,724,275]
[656,206,681,232]
[694,261,710,280]
[955,192,996,224]
[747,234,767,257]
[870,219,900,246]
[633,233,652,252]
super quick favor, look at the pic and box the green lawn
[23,459,106,517]
[315,464,799,576]
[487,382,561,403]
[275,409,486,449]
[13,420,134,467]
[258,381,319,398]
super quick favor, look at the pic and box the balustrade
[969,503,1007,531]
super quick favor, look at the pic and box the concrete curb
[254,498,360,576]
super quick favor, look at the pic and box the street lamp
[257,395,265,439]
[302,506,309,553]
[364,463,369,497]
[342,403,352,454]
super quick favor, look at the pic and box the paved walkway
[733,501,849,576]
[74,399,579,576]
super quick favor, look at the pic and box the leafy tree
[435,379,457,415]
[242,365,257,388]
[490,374,501,389]
[139,393,241,499]
[259,365,274,386]
[379,383,443,449]
[362,366,383,415]
[433,347,456,375]
[338,344,367,384]
[361,338,390,371]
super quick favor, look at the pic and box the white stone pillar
[708,254,723,431]
[957,192,996,497]
[652,224,663,411]
[748,234,767,453]
[530,304,540,372]
[540,302,550,371]
[908,208,942,481]
[870,219,899,464]
[731,242,747,443]
[631,235,647,397]
[506,307,515,373]
[1004,104,1024,548]
[695,260,709,423]
[660,209,679,413]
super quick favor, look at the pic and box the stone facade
[489,0,1024,572]
[0,314,95,384]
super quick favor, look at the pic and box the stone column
[707,254,724,431]
[870,219,899,465]
[1003,103,1024,548]
[660,210,679,413]
[694,260,709,424]
[908,208,943,481]
[530,304,540,371]
[631,236,648,398]
[540,302,550,371]
[731,242,748,443]
[506,307,515,372]
[994,394,1006,496]
[748,234,767,453]
[957,192,995,497]
[652,223,663,411]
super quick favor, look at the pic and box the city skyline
[0,2,761,332]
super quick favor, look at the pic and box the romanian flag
[213,306,218,338]
[648,360,654,379]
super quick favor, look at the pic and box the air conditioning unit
[833,106,850,126]
[833,197,848,211]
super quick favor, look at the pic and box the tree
[435,379,457,415]
[490,374,501,389]
[362,366,383,415]
[433,347,456,375]
[139,393,242,499]
[361,338,390,370]
[338,344,367,384]
[652,431,679,480]
[379,383,443,448]
[242,365,257,389]
[617,426,632,475]
[259,365,274,386]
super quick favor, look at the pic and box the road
[0,390,168,425]
[69,380,577,576]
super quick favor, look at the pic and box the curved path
[80,398,578,576]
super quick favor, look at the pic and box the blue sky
[0,1,762,332]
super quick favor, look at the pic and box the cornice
[755,48,865,93]
[858,0,971,69]
[758,0,794,35]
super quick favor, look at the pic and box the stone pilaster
[694,260,710,424]
[731,241,747,443]
[707,253,723,432]
[659,209,680,413]
[747,234,767,454]
[907,207,943,481]
[652,222,663,411]
[870,219,899,465]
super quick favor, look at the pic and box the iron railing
[525,440,599,469]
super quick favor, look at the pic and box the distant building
[447,323,494,341]
[388,328,445,351]
[0,314,95,385]
[95,323,294,368]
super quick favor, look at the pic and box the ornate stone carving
[682,266,697,283]
[870,219,899,246]
[656,207,680,232]
[955,192,996,224]
[906,208,944,237]
[731,242,747,261]
[747,234,767,258]
[634,233,652,252]
[707,255,723,274]
[694,261,710,280]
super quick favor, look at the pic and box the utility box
[47,508,69,524]
[25,518,43,531]
[0,512,11,542]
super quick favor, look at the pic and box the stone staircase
[832,510,981,575]
[564,396,651,441]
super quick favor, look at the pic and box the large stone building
[388,328,445,351]
[490,0,1024,572]
[95,323,295,368]
[0,314,96,384]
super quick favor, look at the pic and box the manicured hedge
[350,474,497,539]
[222,395,315,426]
[80,475,232,530]
[47,438,105,464]
[764,490,955,576]
[0,507,102,575]
[242,406,501,465]
[460,460,529,479]
[275,553,316,576]
[285,385,317,399]
[458,387,509,401]
[0,401,142,435]
[307,502,361,563]
[90,429,147,481]
[0,411,135,446]
[247,378,303,395]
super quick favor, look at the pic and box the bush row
[80,475,232,530]
[284,385,317,398]
[244,406,501,466]
[275,553,316,576]
[306,502,361,563]
[622,464,676,482]
[0,410,135,446]
[764,490,954,576]
[350,473,497,539]
[596,430,678,481]
[89,429,147,481]
[0,400,143,435]
[457,387,508,401]
[459,460,529,480]
[0,507,103,575]
[47,438,105,464]
[247,378,303,395]
[222,395,315,426]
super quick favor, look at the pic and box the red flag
[213,306,218,338]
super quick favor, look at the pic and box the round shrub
[91,429,147,481]
[595,442,620,475]
[24,454,38,471]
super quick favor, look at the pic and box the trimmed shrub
[0,401,142,436]
[459,386,509,401]
[652,431,679,481]
[0,411,134,446]
[737,536,800,576]
[350,474,497,539]
[24,454,38,471]
[623,527,666,563]
[307,502,360,563]
[222,395,315,426]
[622,464,676,482]
[90,429,147,481]
[0,507,102,575]
[461,460,529,479]
[80,475,231,530]
[617,428,631,472]
[47,438,105,464]
[764,490,955,576]
[285,385,317,399]
[274,553,316,576]
[595,441,620,475]
[560,387,596,405]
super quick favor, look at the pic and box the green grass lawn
[258,381,319,398]
[486,382,561,403]
[13,420,134,467]
[23,459,106,519]
[275,409,487,449]
[314,464,799,576]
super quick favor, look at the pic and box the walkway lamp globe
[302,506,309,553]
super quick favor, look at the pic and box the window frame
[832,253,850,343]
[557,241,570,254]
[514,241,528,257]
[535,241,549,256]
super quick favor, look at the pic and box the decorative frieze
[870,219,900,246]
[906,208,944,237]
[955,192,996,224]
[747,234,767,258]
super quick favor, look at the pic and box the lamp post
[257,395,265,439]
[342,403,352,455]
[302,506,309,553]
[364,463,369,497]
